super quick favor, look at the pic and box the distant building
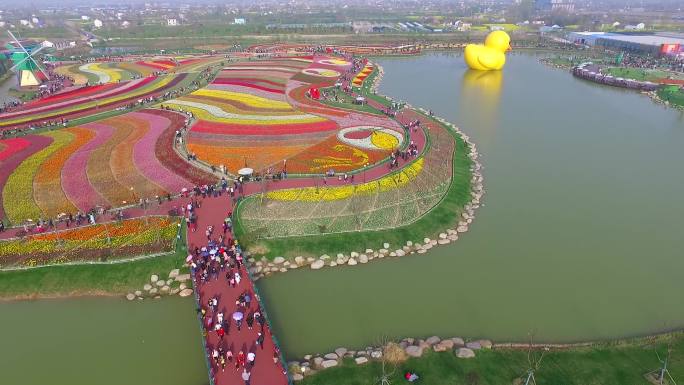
[234,18,246,25]
[121,20,130,28]
[31,16,39,25]
[536,0,574,11]
[489,25,505,31]
[567,31,684,55]
[41,40,54,48]
[81,15,90,21]
[19,19,29,26]
[167,18,178,26]
[93,19,103,28]
[624,23,645,30]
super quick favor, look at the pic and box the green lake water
[257,52,684,357]
[1,52,684,383]
[0,297,207,385]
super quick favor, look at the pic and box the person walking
[241,368,251,385]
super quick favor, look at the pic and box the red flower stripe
[0,138,31,161]
[190,119,339,136]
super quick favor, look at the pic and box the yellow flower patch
[267,157,424,202]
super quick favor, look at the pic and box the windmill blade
[9,45,46,71]
[6,31,50,80]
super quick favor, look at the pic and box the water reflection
[460,69,502,144]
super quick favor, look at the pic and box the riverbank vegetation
[658,85,684,108]
[0,221,189,299]
[301,334,683,385]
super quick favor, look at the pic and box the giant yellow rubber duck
[464,31,511,71]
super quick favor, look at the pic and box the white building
[41,40,54,48]
[19,19,29,26]
[167,18,178,26]
[93,19,103,28]
[81,15,90,21]
[121,20,131,28]
[31,16,40,24]
[234,18,246,25]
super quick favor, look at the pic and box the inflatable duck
[464,31,511,71]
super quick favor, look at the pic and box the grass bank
[0,221,189,300]
[235,116,472,259]
[301,334,683,385]
[658,85,684,108]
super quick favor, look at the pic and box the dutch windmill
[7,30,50,87]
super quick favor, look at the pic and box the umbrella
[238,167,254,176]
[232,312,244,321]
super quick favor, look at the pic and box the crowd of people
[185,189,286,385]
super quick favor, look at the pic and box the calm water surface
[258,52,684,357]
[2,52,683,381]
[0,297,206,385]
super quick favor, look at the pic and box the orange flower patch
[187,142,308,174]
[285,135,387,173]
[33,216,173,241]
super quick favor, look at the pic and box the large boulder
[292,373,304,381]
[178,288,193,297]
[433,340,455,352]
[310,260,325,270]
[355,357,369,365]
[126,293,135,301]
[150,274,159,283]
[168,269,180,278]
[405,345,423,358]
[425,336,441,345]
[466,341,482,350]
[347,258,357,266]
[324,353,338,360]
[456,348,476,358]
[273,256,286,264]
[477,339,493,349]
[334,347,348,357]
[320,360,338,369]
[313,357,323,368]
[143,284,152,291]
[450,337,465,347]
[175,274,191,282]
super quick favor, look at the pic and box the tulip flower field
[164,55,405,175]
[0,109,212,224]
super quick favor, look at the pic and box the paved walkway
[186,194,289,385]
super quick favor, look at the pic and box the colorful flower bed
[0,217,179,268]
[161,56,404,175]
[352,63,374,87]
[266,158,424,202]
[1,110,207,224]
[0,73,188,131]
[238,111,457,238]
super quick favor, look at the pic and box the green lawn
[0,221,189,299]
[658,85,684,108]
[301,335,683,385]
[603,67,676,82]
[235,115,472,259]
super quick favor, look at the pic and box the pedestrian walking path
[187,194,289,385]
